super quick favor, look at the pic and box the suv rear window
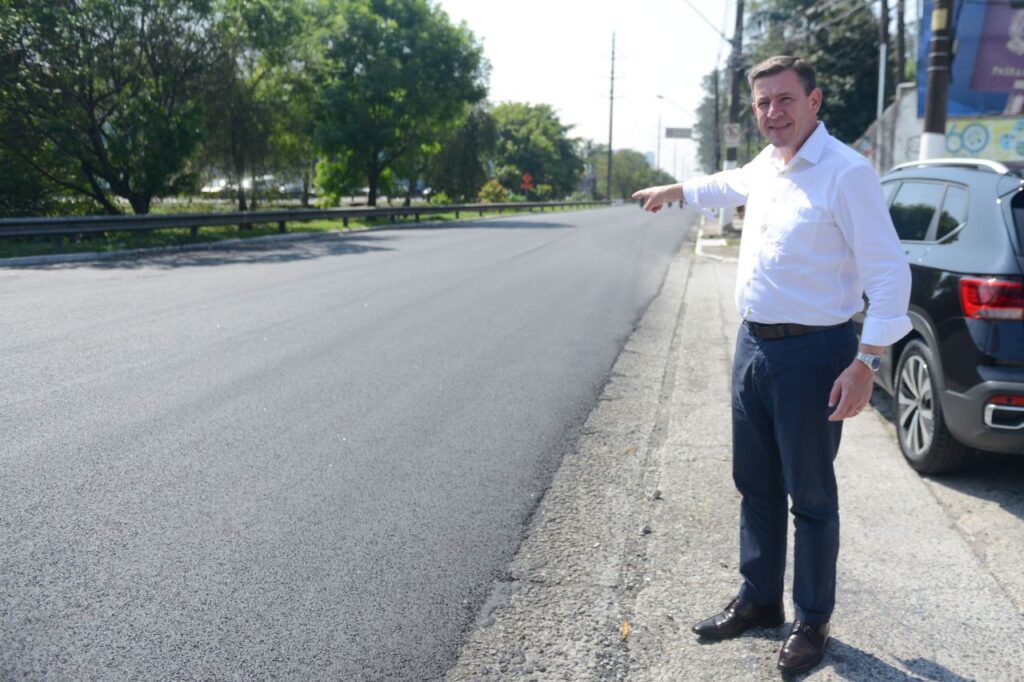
[890,181,943,241]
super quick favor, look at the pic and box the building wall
[854,84,1024,171]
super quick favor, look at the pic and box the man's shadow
[697,628,973,681]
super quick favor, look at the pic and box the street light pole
[657,112,662,173]
[720,0,745,232]
[657,94,696,183]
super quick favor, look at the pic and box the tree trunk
[367,160,379,207]
[128,194,152,215]
[249,172,258,211]
[236,185,248,212]
[301,166,311,208]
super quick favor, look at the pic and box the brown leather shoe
[691,597,785,639]
[777,620,830,674]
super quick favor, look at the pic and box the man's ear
[809,88,823,114]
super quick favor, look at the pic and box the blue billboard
[918,0,1024,117]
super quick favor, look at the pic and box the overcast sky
[436,0,734,180]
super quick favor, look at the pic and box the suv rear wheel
[894,339,972,474]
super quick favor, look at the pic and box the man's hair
[747,55,817,94]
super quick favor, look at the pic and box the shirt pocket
[761,205,833,262]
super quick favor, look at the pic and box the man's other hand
[827,360,874,421]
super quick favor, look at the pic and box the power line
[680,0,732,45]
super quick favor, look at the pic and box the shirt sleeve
[832,162,913,347]
[682,167,749,209]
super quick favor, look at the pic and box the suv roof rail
[888,158,1010,174]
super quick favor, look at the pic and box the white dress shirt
[683,123,912,347]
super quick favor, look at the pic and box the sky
[436,0,735,181]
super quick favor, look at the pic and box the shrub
[431,191,453,205]
[478,179,510,203]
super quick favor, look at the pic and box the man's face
[751,69,822,160]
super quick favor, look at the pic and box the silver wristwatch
[855,351,881,372]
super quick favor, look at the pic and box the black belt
[746,321,845,340]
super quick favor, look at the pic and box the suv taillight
[959,277,1024,320]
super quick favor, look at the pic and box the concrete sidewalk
[447,222,1024,680]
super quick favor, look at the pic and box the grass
[0,203,587,260]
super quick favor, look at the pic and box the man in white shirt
[633,55,911,675]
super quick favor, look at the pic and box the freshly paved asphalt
[0,206,688,680]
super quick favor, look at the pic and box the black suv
[857,159,1024,474]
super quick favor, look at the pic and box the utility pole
[713,70,721,174]
[607,33,616,200]
[920,0,951,160]
[896,0,906,84]
[875,0,889,171]
[719,0,744,232]
[656,113,662,172]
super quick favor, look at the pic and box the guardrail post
[190,226,198,241]
[343,217,349,228]
[52,235,63,252]
[278,221,286,233]
[455,210,460,219]
[415,213,420,222]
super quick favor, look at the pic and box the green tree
[200,0,304,211]
[427,104,497,202]
[584,144,674,200]
[747,0,879,143]
[694,69,729,174]
[0,114,61,216]
[315,0,487,206]
[0,0,217,214]
[490,102,582,199]
[695,0,882,172]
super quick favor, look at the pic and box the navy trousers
[731,320,857,626]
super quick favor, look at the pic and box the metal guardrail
[0,200,611,250]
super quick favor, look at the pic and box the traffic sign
[665,127,692,139]
[724,123,742,147]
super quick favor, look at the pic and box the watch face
[859,353,881,371]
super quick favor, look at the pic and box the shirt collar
[768,121,828,169]
[795,122,828,165]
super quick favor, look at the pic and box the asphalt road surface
[1,206,690,680]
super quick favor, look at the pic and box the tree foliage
[0,0,217,214]
[0,0,610,217]
[200,0,305,211]
[490,102,582,200]
[695,0,883,173]
[427,104,496,202]
[585,144,675,200]
[314,0,487,206]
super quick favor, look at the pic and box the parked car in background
[854,159,1024,473]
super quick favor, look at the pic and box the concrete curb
[694,228,739,264]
